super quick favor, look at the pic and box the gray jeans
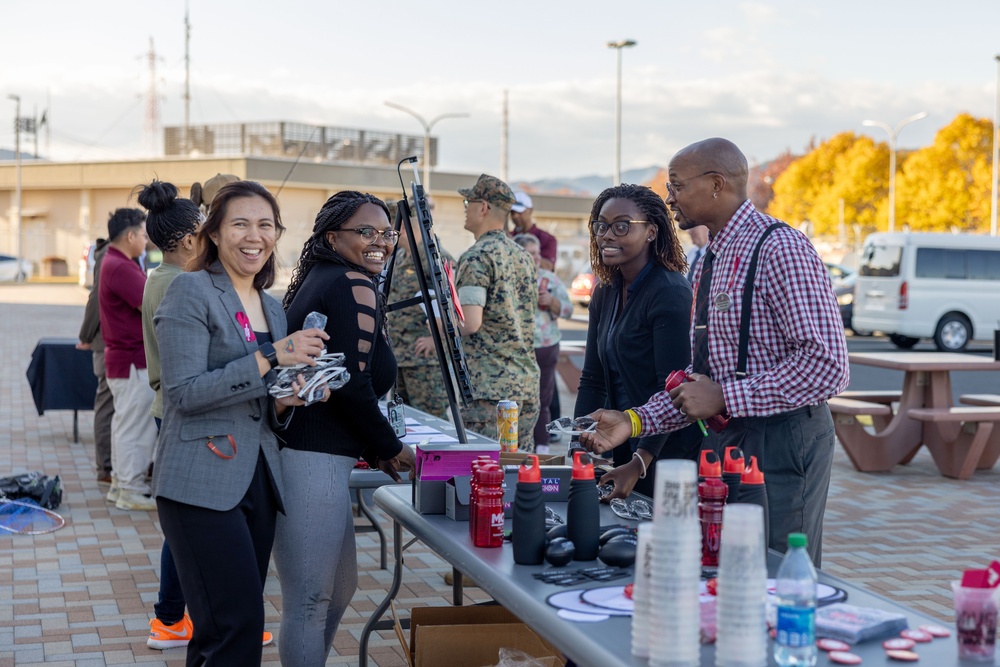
[712,403,835,566]
[273,449,359,667]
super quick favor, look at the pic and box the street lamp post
[863,111,928,234]
[607,39,637,186]
[384,102,469,192]
[7,94,23,280]
[991,55,999,237]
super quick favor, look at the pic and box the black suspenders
[735,222,788,379]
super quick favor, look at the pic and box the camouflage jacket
[386,240,454,367]
[457,229,540,401]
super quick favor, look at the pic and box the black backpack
[0,472,62,510]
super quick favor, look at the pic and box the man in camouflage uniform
[386,215,454,419]
[456,174,541,451]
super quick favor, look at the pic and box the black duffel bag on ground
[0,471,62,509]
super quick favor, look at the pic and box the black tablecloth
[26,338,97,415]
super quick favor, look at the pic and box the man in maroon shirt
[99,208,158,511]
[510,192,557,271]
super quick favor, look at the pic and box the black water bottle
[566,451,600,561]
[737,455,770,552]
[512,454,546,565]
[722,446,744,504]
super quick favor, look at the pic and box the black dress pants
[157,452,278,666]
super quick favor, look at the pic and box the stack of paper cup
[631,523,653,658]
[648,459,701,667]
[714,503,768,667]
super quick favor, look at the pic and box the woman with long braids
[573,183,701,499]
[275,190,416,666]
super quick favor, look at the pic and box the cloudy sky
[2,0,998,181]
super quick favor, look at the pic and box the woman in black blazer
[574,184,701,499]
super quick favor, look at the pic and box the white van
[853,232,1000,351]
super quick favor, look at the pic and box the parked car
[569,265,596,307]
[825,263,870,336]
[853,232,1000,351]
[0,254,32,282]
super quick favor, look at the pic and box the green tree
[895,113,993,232]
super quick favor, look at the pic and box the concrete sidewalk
[1,285,998,666]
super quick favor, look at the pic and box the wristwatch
[260,342,279,369]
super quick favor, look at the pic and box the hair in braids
[588,183,686,286]
[283,191,392,313]
[135,180,202,253]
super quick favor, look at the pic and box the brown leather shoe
[97,473,112,485]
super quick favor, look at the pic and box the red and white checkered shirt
[636,200,849,433]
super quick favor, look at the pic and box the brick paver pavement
[1,284,997,665]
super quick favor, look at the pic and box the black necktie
[692,249,714,376]
[686,247,703,283]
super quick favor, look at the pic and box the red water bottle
[472,466,505,548]
[469,455,494,539]
[698,476,728,567]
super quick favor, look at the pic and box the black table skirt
[26,337,97,415]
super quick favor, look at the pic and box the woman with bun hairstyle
[137,179,204,649]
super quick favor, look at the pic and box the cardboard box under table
[404,605,564,667]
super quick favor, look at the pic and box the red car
[569,265,596,307]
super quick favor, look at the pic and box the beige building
[0,156,595,282]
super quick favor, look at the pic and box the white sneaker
[105,478,120,503]
[535,444,551,455]
[115,490,157,511]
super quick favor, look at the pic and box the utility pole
[143,37,162,156]
[184,4,192,154]
[500,90,509,182]
[8,94,23,279]
[991,54,999,237]
[607,39,637,186]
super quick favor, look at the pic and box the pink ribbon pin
[235,312,256,342]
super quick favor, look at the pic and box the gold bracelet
[624,409,642,439]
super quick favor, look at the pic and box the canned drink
[497,400,519,452]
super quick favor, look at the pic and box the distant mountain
[514,165,665,196]
[0,149,42,160]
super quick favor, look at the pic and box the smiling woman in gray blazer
[153,180,329,666]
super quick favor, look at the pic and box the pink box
[415,443,500,481]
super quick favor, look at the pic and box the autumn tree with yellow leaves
[767,113,996,237]
[895,113,993,232]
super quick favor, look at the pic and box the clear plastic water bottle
[774,533,817,667]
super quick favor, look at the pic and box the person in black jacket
[276,191,416,667]
[573,184,701,499]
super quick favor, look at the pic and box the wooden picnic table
[832,352,1000,478]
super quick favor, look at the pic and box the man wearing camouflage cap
[456,174,541,451]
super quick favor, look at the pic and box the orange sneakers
[147,614,193,649]
[147,614,274,650]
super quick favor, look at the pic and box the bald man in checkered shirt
[581,138,849,565]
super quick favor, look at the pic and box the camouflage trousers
[462,398,540,452]
[396,365,450,419]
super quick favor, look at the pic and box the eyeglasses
[335,227,400,245]
[590,220,652,237]
[463,198,484,209]
[665,171,720,197]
